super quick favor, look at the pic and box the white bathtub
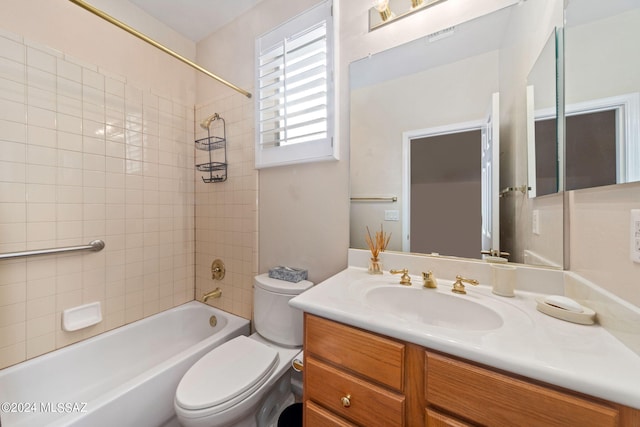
[0,302,250,427]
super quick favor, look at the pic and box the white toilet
[174,274,313,427]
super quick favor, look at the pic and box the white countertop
[290,267,640,410]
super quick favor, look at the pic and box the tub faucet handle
[211,259,225,280]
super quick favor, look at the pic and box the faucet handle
[422,271,437,289]
[451,275,479,294]
[390,268,412,286]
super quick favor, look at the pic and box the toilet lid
[175,336,279,411]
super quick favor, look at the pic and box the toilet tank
[254,274,313,346]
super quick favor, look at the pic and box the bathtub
[0,301,250,427]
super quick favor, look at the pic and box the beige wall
[569,183,640,307]
[564,8,640,308]
[194,0,348,290]
[0,3,196,368]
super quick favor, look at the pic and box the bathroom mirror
[522,28,565,268]
[527,30,560,198]
[563,0,640,191]
[349,3,563,267]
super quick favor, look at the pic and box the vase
[368,256,383,274]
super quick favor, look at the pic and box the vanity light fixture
[369,0,447,31]
[373,0,393,22]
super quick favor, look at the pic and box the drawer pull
[341,394,352,408]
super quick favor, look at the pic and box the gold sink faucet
[202,287,222,303]
[390,268,412,285]
[422,271,437,289]
[451,275,479,294]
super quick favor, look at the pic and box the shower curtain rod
[68,0,252,98]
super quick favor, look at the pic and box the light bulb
[372,0,392,21]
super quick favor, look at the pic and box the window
[255,1,335,168]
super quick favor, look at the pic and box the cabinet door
[425,352,619,427]
[306,356,405,426]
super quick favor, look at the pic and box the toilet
[174,274,313,427]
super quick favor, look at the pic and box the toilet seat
[175,336,279,415]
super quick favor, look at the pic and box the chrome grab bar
[0,240,105,260]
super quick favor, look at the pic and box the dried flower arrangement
[365,225,391,274]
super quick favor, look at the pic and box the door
[481,92,500,255]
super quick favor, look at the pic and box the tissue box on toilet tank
[268,266,308,283]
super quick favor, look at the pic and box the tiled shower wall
[0,30,195,369]
[194,91,257,320]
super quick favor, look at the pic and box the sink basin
[364,287,504,331]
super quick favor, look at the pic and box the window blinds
[255,1,335,168]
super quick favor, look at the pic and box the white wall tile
[0,57,25,84]
[26,203,55,222]
[0,98,26,123]
[26,86,55,111]
[0,36,25,63]
[26,47,56,74]
[0,78,25,103]
[26,145,56,167]
[0,161,25,183]
[82,68,104,91]
[0,31,195,369]
[27,68,55,92]
[27,125,56,148]
[57,113,82,135]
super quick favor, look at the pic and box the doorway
[406,129,482,258]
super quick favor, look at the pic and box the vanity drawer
[305,314,405,391]
[306,356,405,426]
[425,352,619,427]
[425,408,473,427]
[305,401,357,427]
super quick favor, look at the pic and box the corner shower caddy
[196,113,227,183]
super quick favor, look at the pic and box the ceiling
[129,0,264,42]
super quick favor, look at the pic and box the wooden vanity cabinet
[303,314,640,427]
[303,313,415,426]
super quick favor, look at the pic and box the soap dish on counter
[535,296,596,325]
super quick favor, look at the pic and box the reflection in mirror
[527,31,559,198]
[349,2,563,267]
[523,29,564,269]
[564,0,640,190]
[350,8,507,259]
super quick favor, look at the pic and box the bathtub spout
[202,288,222,303]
